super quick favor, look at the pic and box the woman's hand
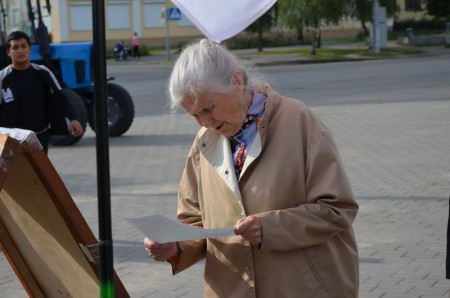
[234,215,263,245]
[144,238,179,262]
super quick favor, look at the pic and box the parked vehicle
[0,0,135,146]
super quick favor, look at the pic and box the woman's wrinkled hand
[234,215,262,245]
[144,238,179,262]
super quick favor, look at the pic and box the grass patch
[322,36,365,44]
[250,46,424,60]
[106,46,177,60]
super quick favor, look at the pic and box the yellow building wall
[49,0,61,43]
[49,0,201,47]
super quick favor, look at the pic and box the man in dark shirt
[0,31,83,153]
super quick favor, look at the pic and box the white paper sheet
[125,213,235,243]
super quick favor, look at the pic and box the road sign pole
[165,9,171,61]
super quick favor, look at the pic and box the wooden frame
[0,134,129,297]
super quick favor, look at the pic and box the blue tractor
[0,0,134,146]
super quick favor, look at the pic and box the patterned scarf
[229,92,266,178]
[229,113,260,173]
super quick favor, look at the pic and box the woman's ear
[232,70,245,86]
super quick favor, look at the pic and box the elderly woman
[144,39,359,297]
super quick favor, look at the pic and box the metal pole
[91,1,114,297]
[372,0,380,54]
[446,22,450,46]
[165,8,171,61]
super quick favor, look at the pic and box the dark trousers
[36,131,50,154]
[133,45,140,59]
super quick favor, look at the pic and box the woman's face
[181,71,251,137]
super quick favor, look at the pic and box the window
[144,1,165,28]
[12,8,21,26]
[108,1,130,29]
[70,2,93,31]
[405,0,421,11]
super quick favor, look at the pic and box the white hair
[168,39,266,112]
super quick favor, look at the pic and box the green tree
[353,0,399,43]
[278,0,305,42]
[246,4,278,52]
[278,0,353,54]
[297,0,352,55]
[424,0,450,19]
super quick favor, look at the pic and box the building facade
[1,0,431,48]
[2,0,202,48]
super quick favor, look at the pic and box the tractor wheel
[88,82,134,136]
[49,88,87,146]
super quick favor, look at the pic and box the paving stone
[1,97,449,296]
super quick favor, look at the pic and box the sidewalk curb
[248,50,450,67]
[108,45,450,68]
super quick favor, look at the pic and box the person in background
[131,32,141,59]
[143,39,359,297]
[0,31,83,153]
[114,40,129,61]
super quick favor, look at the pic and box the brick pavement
[1,48,449,296]
[316,101,450,298]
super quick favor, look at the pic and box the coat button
[225,170,229,175]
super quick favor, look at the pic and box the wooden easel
[0,133,129,297]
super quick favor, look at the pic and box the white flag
[170,0,277,42]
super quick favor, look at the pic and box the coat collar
[194,85,283,193]
[196,127,242,201]
[251,84,282,148]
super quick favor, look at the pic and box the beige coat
[174,87,359,297]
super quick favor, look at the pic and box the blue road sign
[168,7,181,21]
